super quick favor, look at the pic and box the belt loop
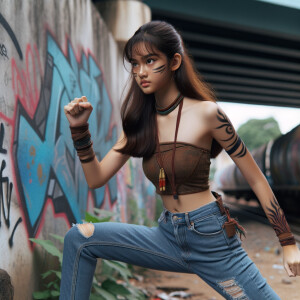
[185,212,192,228]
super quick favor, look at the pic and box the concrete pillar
[93,0,151,50]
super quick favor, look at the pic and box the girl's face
[130,42,173,94]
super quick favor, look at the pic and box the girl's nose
[138,65,147,77]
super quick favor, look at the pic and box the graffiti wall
[0,0,156,298]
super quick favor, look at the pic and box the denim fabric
[59,192,281,300]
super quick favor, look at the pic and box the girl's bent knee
[77,223,95,238]
[64,223,95,243]
[63,222,94,248]
[63,225,79,245]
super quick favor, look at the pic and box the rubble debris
[272,264,284,270]
[281,278,292,285]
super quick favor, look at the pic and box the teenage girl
[60,20,300,299]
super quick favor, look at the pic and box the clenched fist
[64,96,93,127]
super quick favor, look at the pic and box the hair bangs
[124,33,160,64]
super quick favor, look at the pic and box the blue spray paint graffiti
[13,33,118,236]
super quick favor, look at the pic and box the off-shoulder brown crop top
[142,142,211,195]
[142,94,212,197]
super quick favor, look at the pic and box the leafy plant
[30,209,147,299]
[127,197,140,224]
[29,233,63,299]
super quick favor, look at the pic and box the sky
[218,102,300,134]
[255,0,300,9]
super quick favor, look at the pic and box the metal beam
[143,0,300,107]
[143,0,300,39]
[196,62,300,83]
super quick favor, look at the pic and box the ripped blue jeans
[59,191,281,300]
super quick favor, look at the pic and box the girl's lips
[141,82,150,87]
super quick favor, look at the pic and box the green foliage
[237,117,281,151]
[127,195,160,227]
[49,234,64,244]
[32,290,51,299]
[29,233,64,299]
[30,209,147,299]
[140,206,157,227]
[29,238,63,265]
[127,196,140,224]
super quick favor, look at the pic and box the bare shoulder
[185,97,219,120]
[199,100,219,116]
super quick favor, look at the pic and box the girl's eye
[131,62,138,68]
[147,58,155,64]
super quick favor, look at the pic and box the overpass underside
[144,0,300,108]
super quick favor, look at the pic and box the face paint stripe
[153,64,166,73]
[153,64,165,71]
[153,68,166,74]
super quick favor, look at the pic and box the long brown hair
[115,20,222,159]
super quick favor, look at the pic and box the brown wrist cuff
[80,154,96,163]
[76,142,95,162]
[280,237,296,246]
[70,123,90,142]
[278,232,296,246]
[72,130,90,142]
[278,232,293,240]
[69,123,95,163]
[70,122,89,133]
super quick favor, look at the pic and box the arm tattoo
[214,108,247,158]
[267,195,292,236]
[153,64,166,74]
[265,195,295,245]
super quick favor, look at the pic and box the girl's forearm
[251,178,295,246]
[80,156,103,189]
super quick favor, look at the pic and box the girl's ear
[170,53,182,71]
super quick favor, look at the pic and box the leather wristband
[278,232,296,246]
[70,123,95,163]
[74,135,92,150]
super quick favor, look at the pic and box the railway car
[214,124,300,214]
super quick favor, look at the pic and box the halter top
[142,142,211,195]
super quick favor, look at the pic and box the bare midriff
[161,188,217,213]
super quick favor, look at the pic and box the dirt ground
[131,200,300,300]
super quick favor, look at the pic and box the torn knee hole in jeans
[217,278,249,300]
[73,223,95,238]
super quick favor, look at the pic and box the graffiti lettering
[0,159,12,228]
[0,123,6,154]
[0,43,8,58]
[0,122,22,247]
[8,217,22,247]
[11,44,42,119]
[13,33,118,237]
[0,13,22,59]
[0,123,12,230]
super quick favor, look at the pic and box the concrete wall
[0,0,156,298]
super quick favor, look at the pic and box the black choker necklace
[155,92,184,115]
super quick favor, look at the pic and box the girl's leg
[182,199,281,300]
[59,220,191,300]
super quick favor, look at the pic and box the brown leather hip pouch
[212,191,246,240]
